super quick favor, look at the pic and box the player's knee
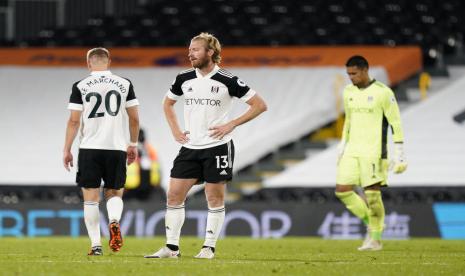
[167,191,184,206]
[365,194,380,207]
[206,194,224,207]
[335,191,351,200]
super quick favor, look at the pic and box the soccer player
[63,48,140,255]
[144,33,267,259]
[335,55,407,251]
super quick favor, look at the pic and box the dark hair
[345,55,369,69]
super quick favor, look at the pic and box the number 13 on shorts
[215,155,229,169]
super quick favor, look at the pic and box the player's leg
[144,177,197,258]
[82,188,102,256]
[359,158,387,251]
[196,182,226,259]
[77,149,104,256]
[364,184,384,239]
[195,141,233,259]
[144,146,201,258]
[335,156,369,225]
[104,188,124,252]
[165,178,196,250]
[102,150,128,252]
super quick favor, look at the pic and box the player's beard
[191,55,210,70]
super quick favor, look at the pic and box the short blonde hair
[192,32,222,64]
[86,47,110,61]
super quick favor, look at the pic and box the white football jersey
[167,65,256,149]
[68,70,139,151]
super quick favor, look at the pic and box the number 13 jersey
[167,65,256,149]
[68,70,139,152]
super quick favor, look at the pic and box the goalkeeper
[335,55,407,251]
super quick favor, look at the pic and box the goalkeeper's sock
[165,204,185,247]
[84,201,101,247]
[106,196,123,223]
[203,206,225,248]
[365,190,385,241]
[335,191,369,225]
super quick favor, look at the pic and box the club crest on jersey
[211,86,219,93]
[367,96,374,102]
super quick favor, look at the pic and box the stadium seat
[1,0,462,67]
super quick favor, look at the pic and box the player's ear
[207,48,214,58]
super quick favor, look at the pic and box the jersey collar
[356,79,376,91]
[90,70,112,76]
[195,65,220,79]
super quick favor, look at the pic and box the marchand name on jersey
[86,77,127,93]
[185,98,221,106]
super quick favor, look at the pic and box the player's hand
[209,122,235,140]
[390,143,408,174]
[127,145,138,165]
[174,130,190,144]
[336,140,346,164]
[63,151,73,171]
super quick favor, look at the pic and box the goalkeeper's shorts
[336,156,388,187]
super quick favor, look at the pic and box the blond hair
[86,47,110,62]
[192,32,222,64]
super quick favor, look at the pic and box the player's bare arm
[63,110,81,171]
[209,94,267,139]
[126,105,140,165]
[163,96,189,144]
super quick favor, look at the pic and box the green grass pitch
[1,237,464,275]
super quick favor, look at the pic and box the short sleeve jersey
[342,80,404,158]
[68,70,139,152]
[166,65,256,149]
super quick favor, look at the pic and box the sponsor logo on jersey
[185,98,221,106]
[187,87,193,92]
[350,107,374,113]
[211,86,219,93]
[220,170,228,175]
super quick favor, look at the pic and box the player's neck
[91,67,109,72]
[357,78,373,89]
[197,62,216,76]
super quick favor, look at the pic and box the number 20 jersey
[68,70,139,152]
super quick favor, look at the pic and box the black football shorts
[76,149,127,189]
[170,140,235,183]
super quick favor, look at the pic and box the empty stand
[1,0,463,67]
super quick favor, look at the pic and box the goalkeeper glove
[390,143,408,174]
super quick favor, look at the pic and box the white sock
[165,204,185,246]
[84,201,101,247]
[106,196,123,224]
[204,206,225,248]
